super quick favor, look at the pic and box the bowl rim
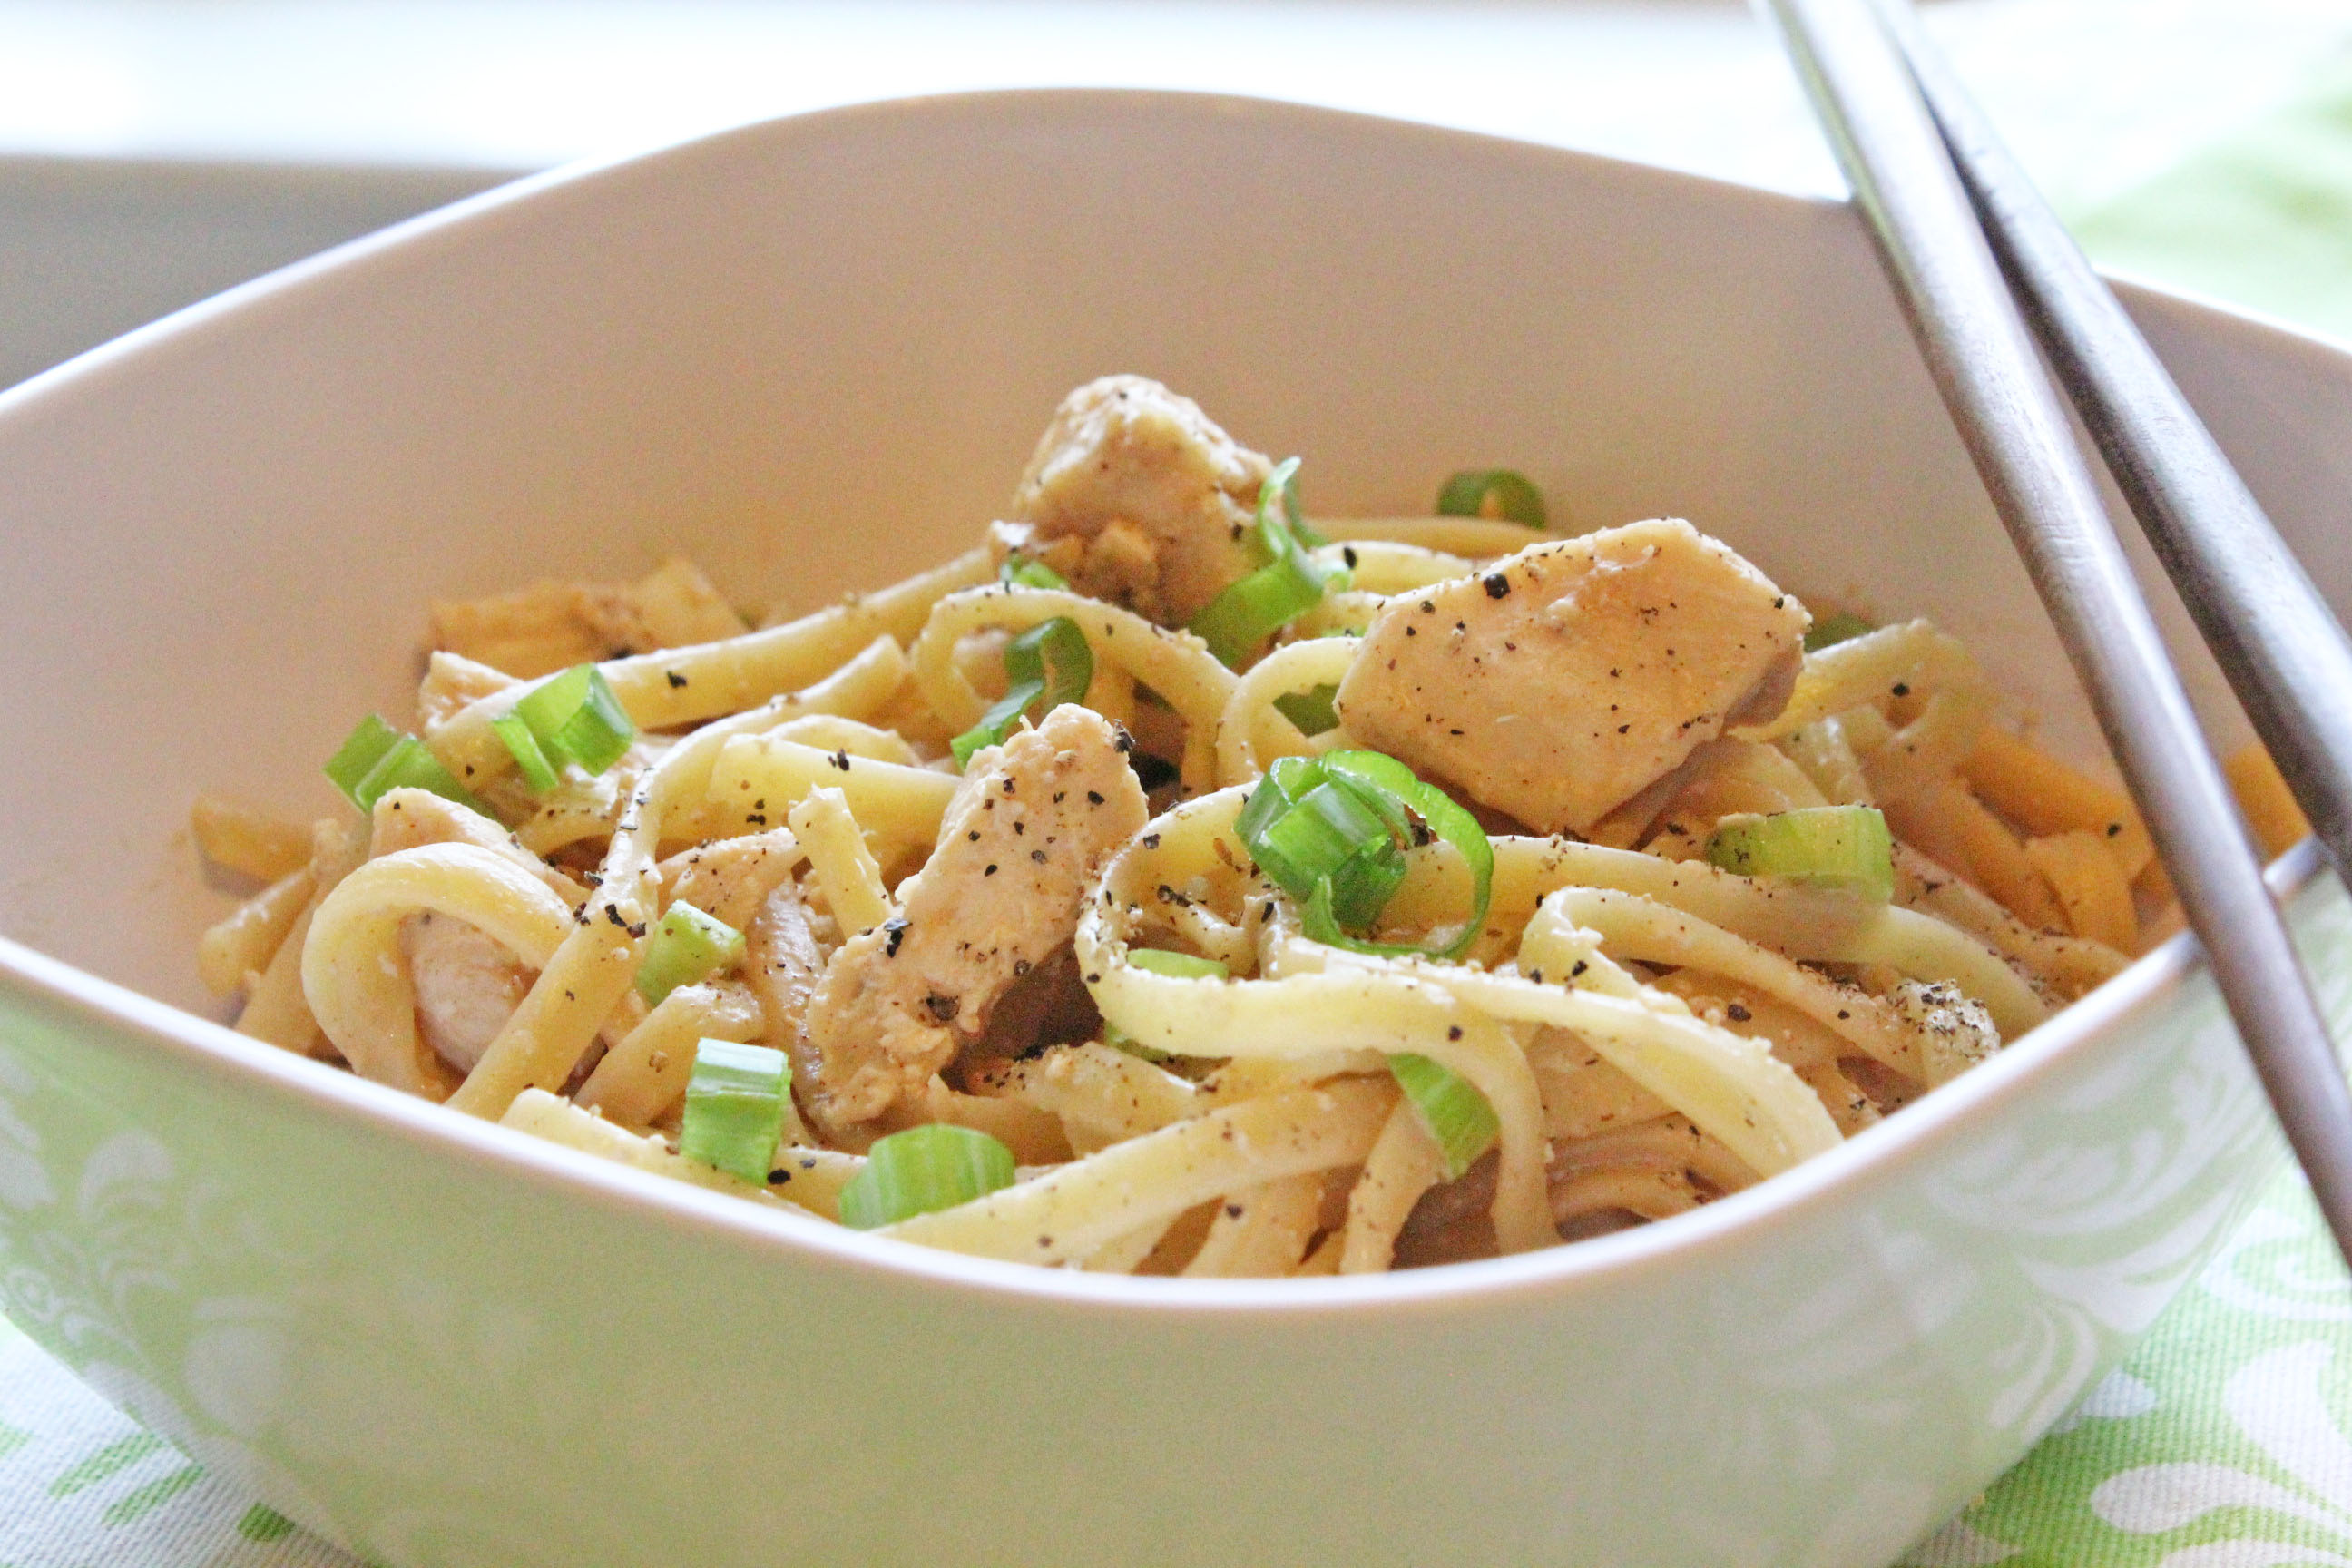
[0,85,2329,1318]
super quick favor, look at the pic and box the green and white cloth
[8,32,2352,1568]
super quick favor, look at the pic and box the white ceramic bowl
[3,92,2349,1568]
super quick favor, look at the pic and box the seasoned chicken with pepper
[799,704,1149,1128]
[996,375,1270,627]
[1335,519,1810,834]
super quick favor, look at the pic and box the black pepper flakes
[1726,1002,1752,1023]
[882,918,908,956]
[1482,573,1511,599]
[666,670,689,689]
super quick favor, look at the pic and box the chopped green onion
[950,616,1093,768]
[1235,750,1494,961]
[1105,949,1229,1061]
[1000,554,1070,591]
[1436,468,1547,529]
[325,714,403,804]
[1803,610,1876,652]
[325,713,489,817]
[1264,780,1408,932]
[838,1123,1017,1229]
[511,663,636,776]
[1387,1052,1500,1179]
[679,1039,791,1184]
[1189,457,1341,665]
[491,712,562,793]
[1272,682,1340,737]
[635,899,746,1005]
[1704,805,1895,902]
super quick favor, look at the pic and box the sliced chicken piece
[749,872,828,1099]
[1336,518,1809,834]
[801,704,1149,1127]
[370,788,583,1078]
[431,556,747,679]
[405,913,533,1074]
[1000,375,1270,626]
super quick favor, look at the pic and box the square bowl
[2,91,2350,1568]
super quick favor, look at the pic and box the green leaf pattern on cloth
[1907,1166,2352,1566]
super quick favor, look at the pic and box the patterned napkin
[9,37,2352,1568]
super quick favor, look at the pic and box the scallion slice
[1000,554,1070,591]
[1803,610,1875,652]
[1703,805,1895,902]
[1189,457,1340,665]
[325,714,489,817]
[949,616,1093,767]
[491,712,562,793]
[325,714,403,804]
[1272,682,1340,737]
[1235,750,1493,961]
[635,899,746,1005]
[511,663,636,776]
[1387,1052,1500,1179]
[1265,780,1408,932]
[838,1123,1017,1229]
[678,1039,791,1184]
[1436,468,1546,529]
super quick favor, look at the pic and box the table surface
[4,4,2352,1564]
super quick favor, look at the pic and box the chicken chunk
[1335,519,1808,834]
[367,787,585,1078]
[407,912,532,1074]
[431,556,747,679]
[800,704,1149,1127]
[1001,376,1270,626]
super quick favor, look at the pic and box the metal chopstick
[1759,0,2352,1263]
[1879,0,2352,907]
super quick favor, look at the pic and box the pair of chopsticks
[1762,0,2352,1260]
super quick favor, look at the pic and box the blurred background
[4,0,2350,393]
